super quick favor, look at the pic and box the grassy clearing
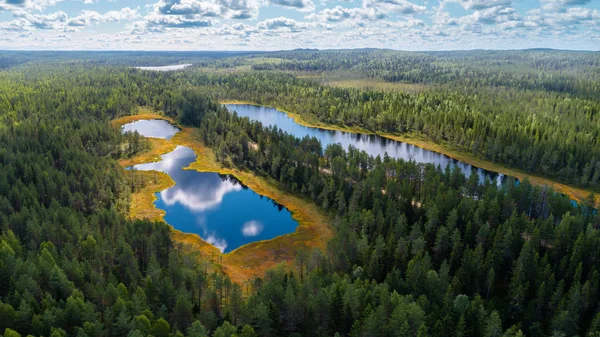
[126,170,175,221]
[112,112,332,284]
[220,100,596,204]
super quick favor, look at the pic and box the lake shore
[221,100,596,204]
[112,112,332,284]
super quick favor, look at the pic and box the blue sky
[0,0,599,50]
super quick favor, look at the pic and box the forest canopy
[1,50,600,337]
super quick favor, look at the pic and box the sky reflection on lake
[131,145,299,253]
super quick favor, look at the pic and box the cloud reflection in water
[130,141,298,253]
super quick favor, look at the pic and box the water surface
[131,144,299,253]
[134,64,192,71]
[122,119,180,140]
[225,104,504,184]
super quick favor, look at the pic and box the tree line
[159,70,600,191]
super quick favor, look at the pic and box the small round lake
[123,120,299,253]
[122,119,180,139]
[225,104,505,184]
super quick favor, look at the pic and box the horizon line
[1,47,599,53]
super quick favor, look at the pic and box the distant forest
[1,50,600,337]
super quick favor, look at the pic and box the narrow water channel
[225,104,506,185]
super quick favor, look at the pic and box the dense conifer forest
[1,50,600,337]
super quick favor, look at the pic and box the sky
[0,0,599,50]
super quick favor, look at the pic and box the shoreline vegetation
[220,100,596,204]
[112,111,332,284]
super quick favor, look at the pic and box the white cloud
[257,16,307,31]
[541,0,593,12]
[154,0,220,16]
[0,0,63,12]
[1,7,139,32]
[0,0,599,50]
[143,0,261,31]
[364,0,426,14]
[145,13,214,30]
[68,8,139,27]
[242,220,264,237]
[218,0,262,19]
[307,5,385,22]
[457,6,521,26]
[449,0,512,11]
[218,22,258,37]
[14,11,68,29]
[271,0,315,12]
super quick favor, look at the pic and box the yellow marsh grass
[126,170,174,221]
[112,113,332,284]
[220,100,596,205]
[119,138,177,167]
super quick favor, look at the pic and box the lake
[123,121,299,253]
[121,119,180,139]
[134,64,192,71]
[225,104,505,184]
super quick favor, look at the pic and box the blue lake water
[130,144,299,253]
[122,119,180,140]
[225,104,505,184]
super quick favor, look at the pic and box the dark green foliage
[2,52,600,337]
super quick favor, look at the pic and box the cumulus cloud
[0,0,62,12]
[541,0,593,12]
[364,0,426,14]
[154,0,220,16]
[309,0,424,24]
[218,22,258,37]
[270,0,314,12]
[1,0,599,50]
[13,11,68,29]
[457,5,521,25]
[145,13,214,30]
[529,6,600,29]
[449,0,512,11]
[68,8,139,27]
[0,18,32,32]
[218,0,262,19]
[152,0,261,21]
[308,5,385,22]
[257,16,307,31]
[1,7,139,32]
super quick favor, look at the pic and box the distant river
[122,119,299,253]
[225,104,505,184]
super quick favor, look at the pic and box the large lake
[225,104,505,184]
[122,120,299,253]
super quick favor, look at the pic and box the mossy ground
[220,100,596,205]
[112,112,332,284]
